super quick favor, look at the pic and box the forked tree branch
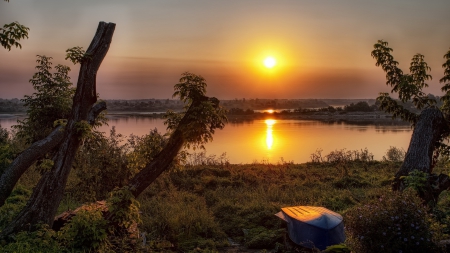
[0,101,107,207]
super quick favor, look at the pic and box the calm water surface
[104,116,412,164]
[0,114,412,164]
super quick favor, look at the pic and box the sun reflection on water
[265,119,276,149]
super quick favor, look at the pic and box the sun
[263,57,276,68]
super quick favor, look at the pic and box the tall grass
[135,160,400,252]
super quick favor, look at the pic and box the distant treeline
[0,96,441,114]
[227,101,378,115]
[0,98,26,113]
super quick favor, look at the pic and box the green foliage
[0,21,29,51]
[58,209,109,251]
[65,46,88,64]
[0,185,31,229]
[74,120,92,140]
[53,119,68,128]
[14,55,75,143]
[164,72,227,150]
[345,189,441,253]
[136,161,400,252]
[2,160,406,252]
[68,127,169,203]
[401,169,429,193]
[0,125,13,174]
[36,158,54,173]
[106,187,141,231]
[372,40,435,107]
[70,128,131,202]
[127,128,168,172]
[139,188,227,252]
[382,146,406,162]
[371,40,441,124]
[243,227,284,249]
[174,72,208,104]
[0,224,62,253]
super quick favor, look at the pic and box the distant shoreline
[0,110,409,126]
[104,110,409,125]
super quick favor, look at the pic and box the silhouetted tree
[372,40,450,204]
[0,22,115,238]
[0,24,227,241]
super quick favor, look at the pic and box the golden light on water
[265,119,276,149]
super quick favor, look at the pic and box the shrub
[0,224,62,253]
[383,146,406,162]
[0,185,31,229]
[58,209,109,251]
[345,189,442,253]
[107,187,141,231]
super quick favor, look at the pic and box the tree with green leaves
[372,40,450,204]
[128,72,227,197]
[14,56,75,144]
[1,0,29,51]
[0,22,227,242]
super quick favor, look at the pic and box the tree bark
[392,107,450,203]
[0,22,115,239]
[53,96,221,230]
[128,96,217,198]
[0,101,106,208]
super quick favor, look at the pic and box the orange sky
[1,0,450,99]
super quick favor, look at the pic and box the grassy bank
[3,159,450,252]
[133,161,401,252]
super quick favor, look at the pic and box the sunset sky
[1,0,449,99]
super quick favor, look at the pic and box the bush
[383,146,406,162]
[0,224,62,253]
[58,209,109,251]
[345,189,442,253]
[0,185,31,229]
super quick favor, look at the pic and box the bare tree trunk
[54,96,222,230]
[0,22,115,239]
[128,96,218,198]
[0,102,106,207]
[392,108,450,204]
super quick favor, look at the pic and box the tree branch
[128,96,212,197]
[0,102,107,207]
[0,21,115,238]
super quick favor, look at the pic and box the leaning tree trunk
[0,22,115,239]
[392,107,450,204]
[128,96,219,198]
[0,101,105,207]
[53,96,222,230]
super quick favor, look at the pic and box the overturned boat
[275,206,345,250]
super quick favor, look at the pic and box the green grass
[135,161,401,252]
[5,160,450,252]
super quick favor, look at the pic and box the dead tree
[392,108,450,204]
[0,102,105,207]
[128,96,221,197]
[0,21,115,239]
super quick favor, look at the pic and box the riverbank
[66,161,450,252]
[102,110,409,126]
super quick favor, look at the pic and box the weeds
[383,146,406,162]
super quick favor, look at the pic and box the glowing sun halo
[263,57,276,68]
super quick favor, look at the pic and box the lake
[0,114,412,164]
